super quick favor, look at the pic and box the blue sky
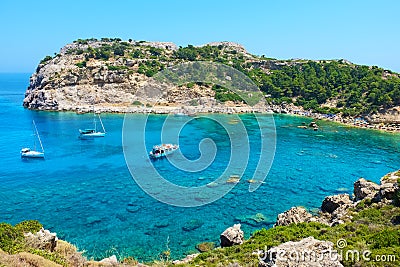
[1,0,399,73]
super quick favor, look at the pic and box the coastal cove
[1,73,400,261]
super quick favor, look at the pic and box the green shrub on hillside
[192,206,400,267]
[0,222,25,254]
[107,65,128,71]
[0,220,42,254]
[14,220,42,234]
[75,61,86,68]
[138,60,164,77]
[40,55,53,64]
[212,84,243,103]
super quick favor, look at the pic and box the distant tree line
[245,61,400,115]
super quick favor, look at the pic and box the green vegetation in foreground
[0,220,42,254]
[0,220,85,266]
[39,38,400,117]
[182,204,400,267]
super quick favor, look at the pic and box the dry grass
[0,250,61,267]
[54,240,86,267]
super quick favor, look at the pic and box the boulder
[379,171,399,200]
[321,194,352,213]
[220,224,244,247]
[379,183,398,200]
[275,207,313,226]
[99,255,118,266]
[24,228,58,252]
[353,178,380,201]
[259,236,343,267]
[391,215,400,225]
[172,253,199,265]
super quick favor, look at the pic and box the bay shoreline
[28,103,400,134]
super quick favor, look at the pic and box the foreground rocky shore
[1,170,399,266]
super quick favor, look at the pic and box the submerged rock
[154,219,170,228]
[275,207,313,226]
[235,213,272,227]
[196,242,215,252]
[226,175,240,184]
[86,216,102,225]
[220,224,244,247]
[182,219,204,231]
[259,236,343,267]
[126,206,140,213]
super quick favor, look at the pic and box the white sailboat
[21,120,45,158]
[79,110,106,138]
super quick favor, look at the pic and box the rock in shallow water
[235,213,273,227]
[154,219,170,228]
[196,242,215,252]
[126,206,140,213]
[86,216,102,225]
[182,219,204,231]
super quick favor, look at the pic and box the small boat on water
[21,120,45,159]
[149,144,179,159]
[79,110,106,139]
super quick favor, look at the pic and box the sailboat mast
[33,120,44,153]
[98,114,106,133]
[92,105,97,132]
[93,114,97,132]
[31,121,37,151]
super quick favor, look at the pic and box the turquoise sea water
[0,73,399,261]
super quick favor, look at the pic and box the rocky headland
[22,39,267,114]
[22,38,400,132]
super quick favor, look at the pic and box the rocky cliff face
[24,55,137,111]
